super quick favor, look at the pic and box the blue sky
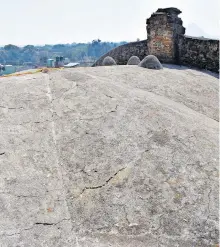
[0,0,219,46]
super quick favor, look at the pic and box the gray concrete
[0,65,218,246]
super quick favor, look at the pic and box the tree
[23,45,35,50]
[0,40,128,66]
[0,50,7,64]
[4,44,20,51]
[92,39,101,45]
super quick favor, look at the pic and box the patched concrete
[0,65,218,246]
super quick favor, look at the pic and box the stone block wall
[93,7,219,73]
[179,36,219,73]
[92,40,148,66]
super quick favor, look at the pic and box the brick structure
[93,7,219,73]
[147,8,185,63]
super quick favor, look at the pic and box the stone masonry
[146,8,185,64]
[92,40,148,67]
[179,36,219,72]
[93,7,219,73]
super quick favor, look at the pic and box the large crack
[79,167,126,196]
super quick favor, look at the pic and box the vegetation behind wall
[0,40,127,66]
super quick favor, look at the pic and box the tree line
[0,40,127,66]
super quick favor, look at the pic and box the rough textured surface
[139,55,163,70]
[127,56,141,65]
[102,56,117,66]
[93,40,148,66]
[179,36,219,73]
[0,65,218,247]
[93,7,219,73]
[146,8,185,64]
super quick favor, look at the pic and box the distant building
[64,58,70,65]
[64,62,80,68]
[47,59,55,68]
[0,65,16,75]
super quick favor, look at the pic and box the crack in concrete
[0,192,39,198]
[81,168,92,177]
[152,214,164,233]
[79,116,104,121]
[34,218,71,226]
[0,106,24,110]
[79,167,126,196]
[104,94,114,99]
[1,218,71,238]
[77,104,119,122]
[204,188,212,223]
[51,83,78,103]
[0,187,66,200]
[123,206,130,225]
[109,105,118,113]
[17,112,58,126]
[78,106,119,121]
[44,73,74,232]
[35,222,54,226]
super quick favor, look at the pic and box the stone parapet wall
[179,36,219,73]
[92,40,148,66]
[93,7,219,73]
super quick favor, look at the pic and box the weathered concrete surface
[0,65,218,246]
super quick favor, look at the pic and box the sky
[0,0,219,46]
